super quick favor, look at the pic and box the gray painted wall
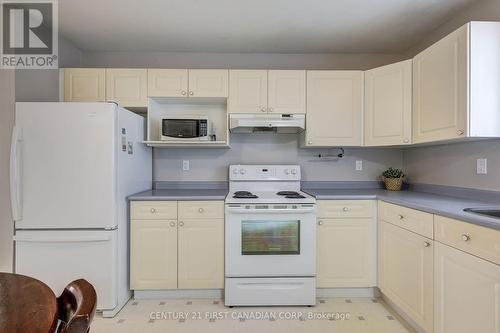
[154,134,403,182]
[0,70,15,272]
[15,36,82,102]
[404,140,500,191]
[402,0,500,191]
[82,51,405,70]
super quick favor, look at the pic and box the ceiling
[59,0,479,53]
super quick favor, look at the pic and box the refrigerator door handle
[13,234,113,243]
[10,126,22,222]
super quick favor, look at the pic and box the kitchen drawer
[178,201,224,219]
[434,215,500,265]
[317,200,374,218]
[130,201,177,220]
[378,201,433,239]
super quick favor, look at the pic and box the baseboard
[133,288,379,300]
[316,287,379,298]
[134,289,224,299]
[380,292,427,333]
[101,294,131,318]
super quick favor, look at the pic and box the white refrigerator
[10,102,152,317]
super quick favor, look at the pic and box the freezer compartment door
[14,102,117,229]
[14,229,118,311]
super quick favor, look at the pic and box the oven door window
[241,220,300,255]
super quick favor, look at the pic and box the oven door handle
[225,207,315,214]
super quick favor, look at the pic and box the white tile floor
[92,298,414,333]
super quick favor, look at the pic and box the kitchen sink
[463,208,500,218]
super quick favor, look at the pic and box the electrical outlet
[356,160,363,171]
[182,160,190,171]
[476,158,487,175]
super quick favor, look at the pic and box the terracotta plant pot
[384,177,403,191]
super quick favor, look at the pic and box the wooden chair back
[56,279,97,333]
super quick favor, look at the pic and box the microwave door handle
[10,126,22,222]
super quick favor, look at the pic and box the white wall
[402,0,500,191]
[0,69,15,272]
[154,134,403,182]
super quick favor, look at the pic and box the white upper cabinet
[413,22,500,144]
[63,68,106,102]
[268,70,306,114]
[188,69,228,97]
[304,71,363,147]
[364,60,412,146]
[147,69,188,97]
[229,70,306,114]
[106,69,148,107]
[229,70,268,114]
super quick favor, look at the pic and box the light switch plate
[356,160,363,171]
[476,158,487,174]
[183,160,190,171]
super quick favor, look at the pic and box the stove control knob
[232,169,239,175]
[291,169,297,175]
[239,169,246,175]
[284,169,290,175]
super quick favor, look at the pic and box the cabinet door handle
[461,234,471,242]
[150,208,156,213]
[179,221,185,227]
[189,91,194,96]
[403,139,409,143]
[169,221,176,227]
[261,107,266,112]
[268,107,274,112]
[398,214,404,220]
[318,220,323,226]
[457,130,464,136]
[307,141,312,145]
[181,90,187,96]
[423,241,431,247]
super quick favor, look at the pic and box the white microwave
[160,116,210,141]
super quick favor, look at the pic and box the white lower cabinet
[379,220,434,333]
[434,242,500,333]
[178,219,224,289]
[130,219,178,290]
[317,218,376,287]
[316,200,376,288]
[130,201,224,290]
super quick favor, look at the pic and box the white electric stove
[224,165,317,307]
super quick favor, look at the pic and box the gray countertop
[128,187,500,230]
[128,189,228,201]
[304,188,500,231]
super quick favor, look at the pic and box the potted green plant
[382,167,405,191]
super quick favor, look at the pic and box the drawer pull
[179,221,185,227]
[198,208,204,213]
[398,214,404,220]
[342,207,349,212]
[461,234,471,242]
[423,241,431,247]
[169,221,176,227]
[150,208,156,213]
[318,220,323,226]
